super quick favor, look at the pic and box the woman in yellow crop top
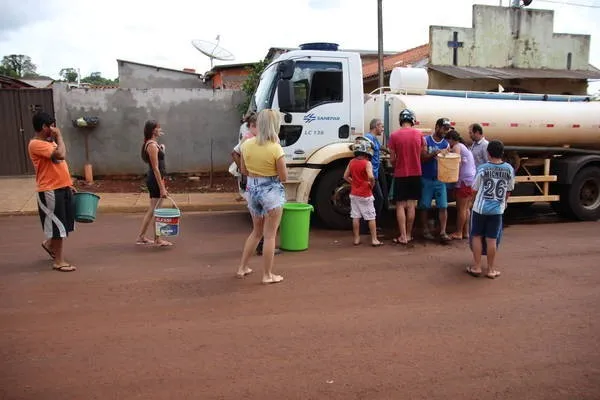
[237,109,288,284]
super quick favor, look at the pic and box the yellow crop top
[241,137,285,177]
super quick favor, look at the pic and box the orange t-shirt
[28,139,73,192]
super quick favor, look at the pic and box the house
[204,62,255,90]
[117,59,208,89]
[0,75,34,88]
[426,4,600,94]
[19,78,54,88]
[362,44,430,93]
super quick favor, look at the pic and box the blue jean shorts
[246,176,286,216]
[418,177,448,209]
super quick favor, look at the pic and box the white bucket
[437,153,461,183]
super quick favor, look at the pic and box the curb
[0,202,248,218]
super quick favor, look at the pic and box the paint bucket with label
[154,197,181,237]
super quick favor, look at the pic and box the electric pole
[377,0,384,93]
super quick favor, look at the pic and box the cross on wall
[447,31,463,66]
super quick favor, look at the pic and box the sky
[1,0,599,93]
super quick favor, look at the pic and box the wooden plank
[508,195,559,203]
[514,175,557,183]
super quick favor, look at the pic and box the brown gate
[0,88,54,176]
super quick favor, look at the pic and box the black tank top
[144,141,166,177]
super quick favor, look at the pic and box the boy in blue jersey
[466,140,515,279]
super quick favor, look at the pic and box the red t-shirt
[349,158,372,197]
[388,127,423,178]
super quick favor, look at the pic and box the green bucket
[74,192,100,223]
[280,202,314,251]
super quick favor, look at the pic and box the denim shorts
[418,177,448,209]
[246,176,286,216]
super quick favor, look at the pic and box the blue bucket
[154,197,181,237]
[74,192,100,223]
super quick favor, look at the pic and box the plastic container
[73,192,100,223]
[437,153,461,183]
[279,202,314,251]
[154,197,181,237]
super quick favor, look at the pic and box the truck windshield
[251,64,278,113]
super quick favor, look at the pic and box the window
[287,61,343,112]
[251,64,278,113]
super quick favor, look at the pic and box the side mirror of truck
[278,60,295,80]
[277,80,294,112]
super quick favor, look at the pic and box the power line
[535,0,600,8]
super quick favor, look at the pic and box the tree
[237,58,270,115]
[1,55,37,78]
[80,71,117,86]
[59,68,78,82]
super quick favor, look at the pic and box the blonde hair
[256,109,280,145]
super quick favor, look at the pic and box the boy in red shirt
[343,140,384,247]
[387,109,423,245]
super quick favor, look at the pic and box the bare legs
[396,200,416,244]
[137,198,172,246]
[469,236,500,278]
[353,218,382,246]
[237,207,284,284]
[451,196,469,239]
[352,218,361,245]
[44,237,76,271]
[422,208,448,239]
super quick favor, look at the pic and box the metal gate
[0,88,55,176]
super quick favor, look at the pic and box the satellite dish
[191,35,235,69]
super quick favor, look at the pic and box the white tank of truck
[365,68,600,149]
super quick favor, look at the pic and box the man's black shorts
[393,176,422,202]
[37,187,75,239]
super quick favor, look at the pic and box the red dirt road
[1,212,599,400]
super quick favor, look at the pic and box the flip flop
[465,266,482,278]
[236,268,253,278]
[41,242,55,259]
[155,240,173,247]
[392,237,408,245]
[53,264,76,272]
[371,242,384,247]
[262,274,284,284]
[136,237,153,245]
[486,271,501,279]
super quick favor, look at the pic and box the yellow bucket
[437,153,461,183]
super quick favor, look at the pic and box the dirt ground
[1,210,599,400]
[74,174,239,194]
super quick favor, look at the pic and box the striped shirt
[472,162,515,215]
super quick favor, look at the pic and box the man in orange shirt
[28,112,77,272]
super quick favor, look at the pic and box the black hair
[32,112,55,132]
[243,112,257,127]
[487,140,504,159]
[446,129,465,144]
[141,120,158,163]
[470,123,483,135]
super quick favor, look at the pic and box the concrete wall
[428,71,588,94]
[118,60,209,89]
[430,5,591,70]
[52,83,244,177]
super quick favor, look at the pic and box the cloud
[0,0,598,94]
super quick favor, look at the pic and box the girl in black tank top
[136,120,172,247]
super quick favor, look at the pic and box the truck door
[274,59,350,165]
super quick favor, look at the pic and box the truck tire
[313,166,352,230]
[561,166,600,221]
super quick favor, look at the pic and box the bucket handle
[154,196,180,212]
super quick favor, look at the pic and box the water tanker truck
[235,42,600,229]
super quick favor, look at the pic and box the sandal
[41,242,55,259]
[155,239,173,247]
[262,274,284,284]
[53,264,76,272]
[136,237,153,245]
[486,270,501,279]
[465,266,482,278]
[440,233,451,242]
[392,237,408,245]
[371,242,384,247]
[423,232,435,240]
[236,267,253,278]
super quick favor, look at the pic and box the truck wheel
[564,166,600,221]
[313,166,352,230]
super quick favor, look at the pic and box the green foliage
[80,72,118,86]
[59,68,78,82]
[237,58,270,115]
[1,54,38,78]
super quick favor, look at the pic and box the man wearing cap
[419,118,451,241]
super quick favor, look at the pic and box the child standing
[467,140,515,279]
[344,140,384,247]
